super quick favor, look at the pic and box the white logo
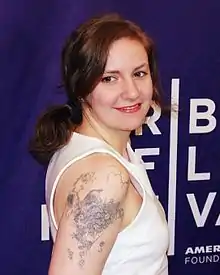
[185,245,220,264]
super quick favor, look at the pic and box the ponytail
[29,103,82,165]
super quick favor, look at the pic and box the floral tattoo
[65,170,126,267]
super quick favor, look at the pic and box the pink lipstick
[114,103,141,113]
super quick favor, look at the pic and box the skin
[49,38,154,275]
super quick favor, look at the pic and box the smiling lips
[114,103,141,113]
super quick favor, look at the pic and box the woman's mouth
[114,103,141,113]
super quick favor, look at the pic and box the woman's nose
[121,79,139,100]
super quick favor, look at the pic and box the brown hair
[29,13,165,165]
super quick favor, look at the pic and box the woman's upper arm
[49,154,130,275]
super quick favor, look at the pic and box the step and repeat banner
[1,1,219,274]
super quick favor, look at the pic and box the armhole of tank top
[49,147,146,232]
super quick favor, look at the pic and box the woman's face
[85,37,153,133]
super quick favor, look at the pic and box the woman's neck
[76,116,131,156]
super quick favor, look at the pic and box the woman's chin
[119,120,145,132]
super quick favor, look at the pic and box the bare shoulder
[70,153,130,193]
[54,153,130,226]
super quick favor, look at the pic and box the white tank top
[45,132,169,275]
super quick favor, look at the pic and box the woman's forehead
[104,38,148,72]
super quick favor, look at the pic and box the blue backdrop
[1,1,219,274]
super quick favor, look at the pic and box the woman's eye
[134,71,147,78]
[101,76,116,83]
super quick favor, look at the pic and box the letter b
[189,99,216,134]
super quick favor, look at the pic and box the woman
[30,13,169,275]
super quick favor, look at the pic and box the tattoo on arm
[98,241,105,252]
[65,169,126,267]
[67,248,74,260]
[106,166,130,187]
